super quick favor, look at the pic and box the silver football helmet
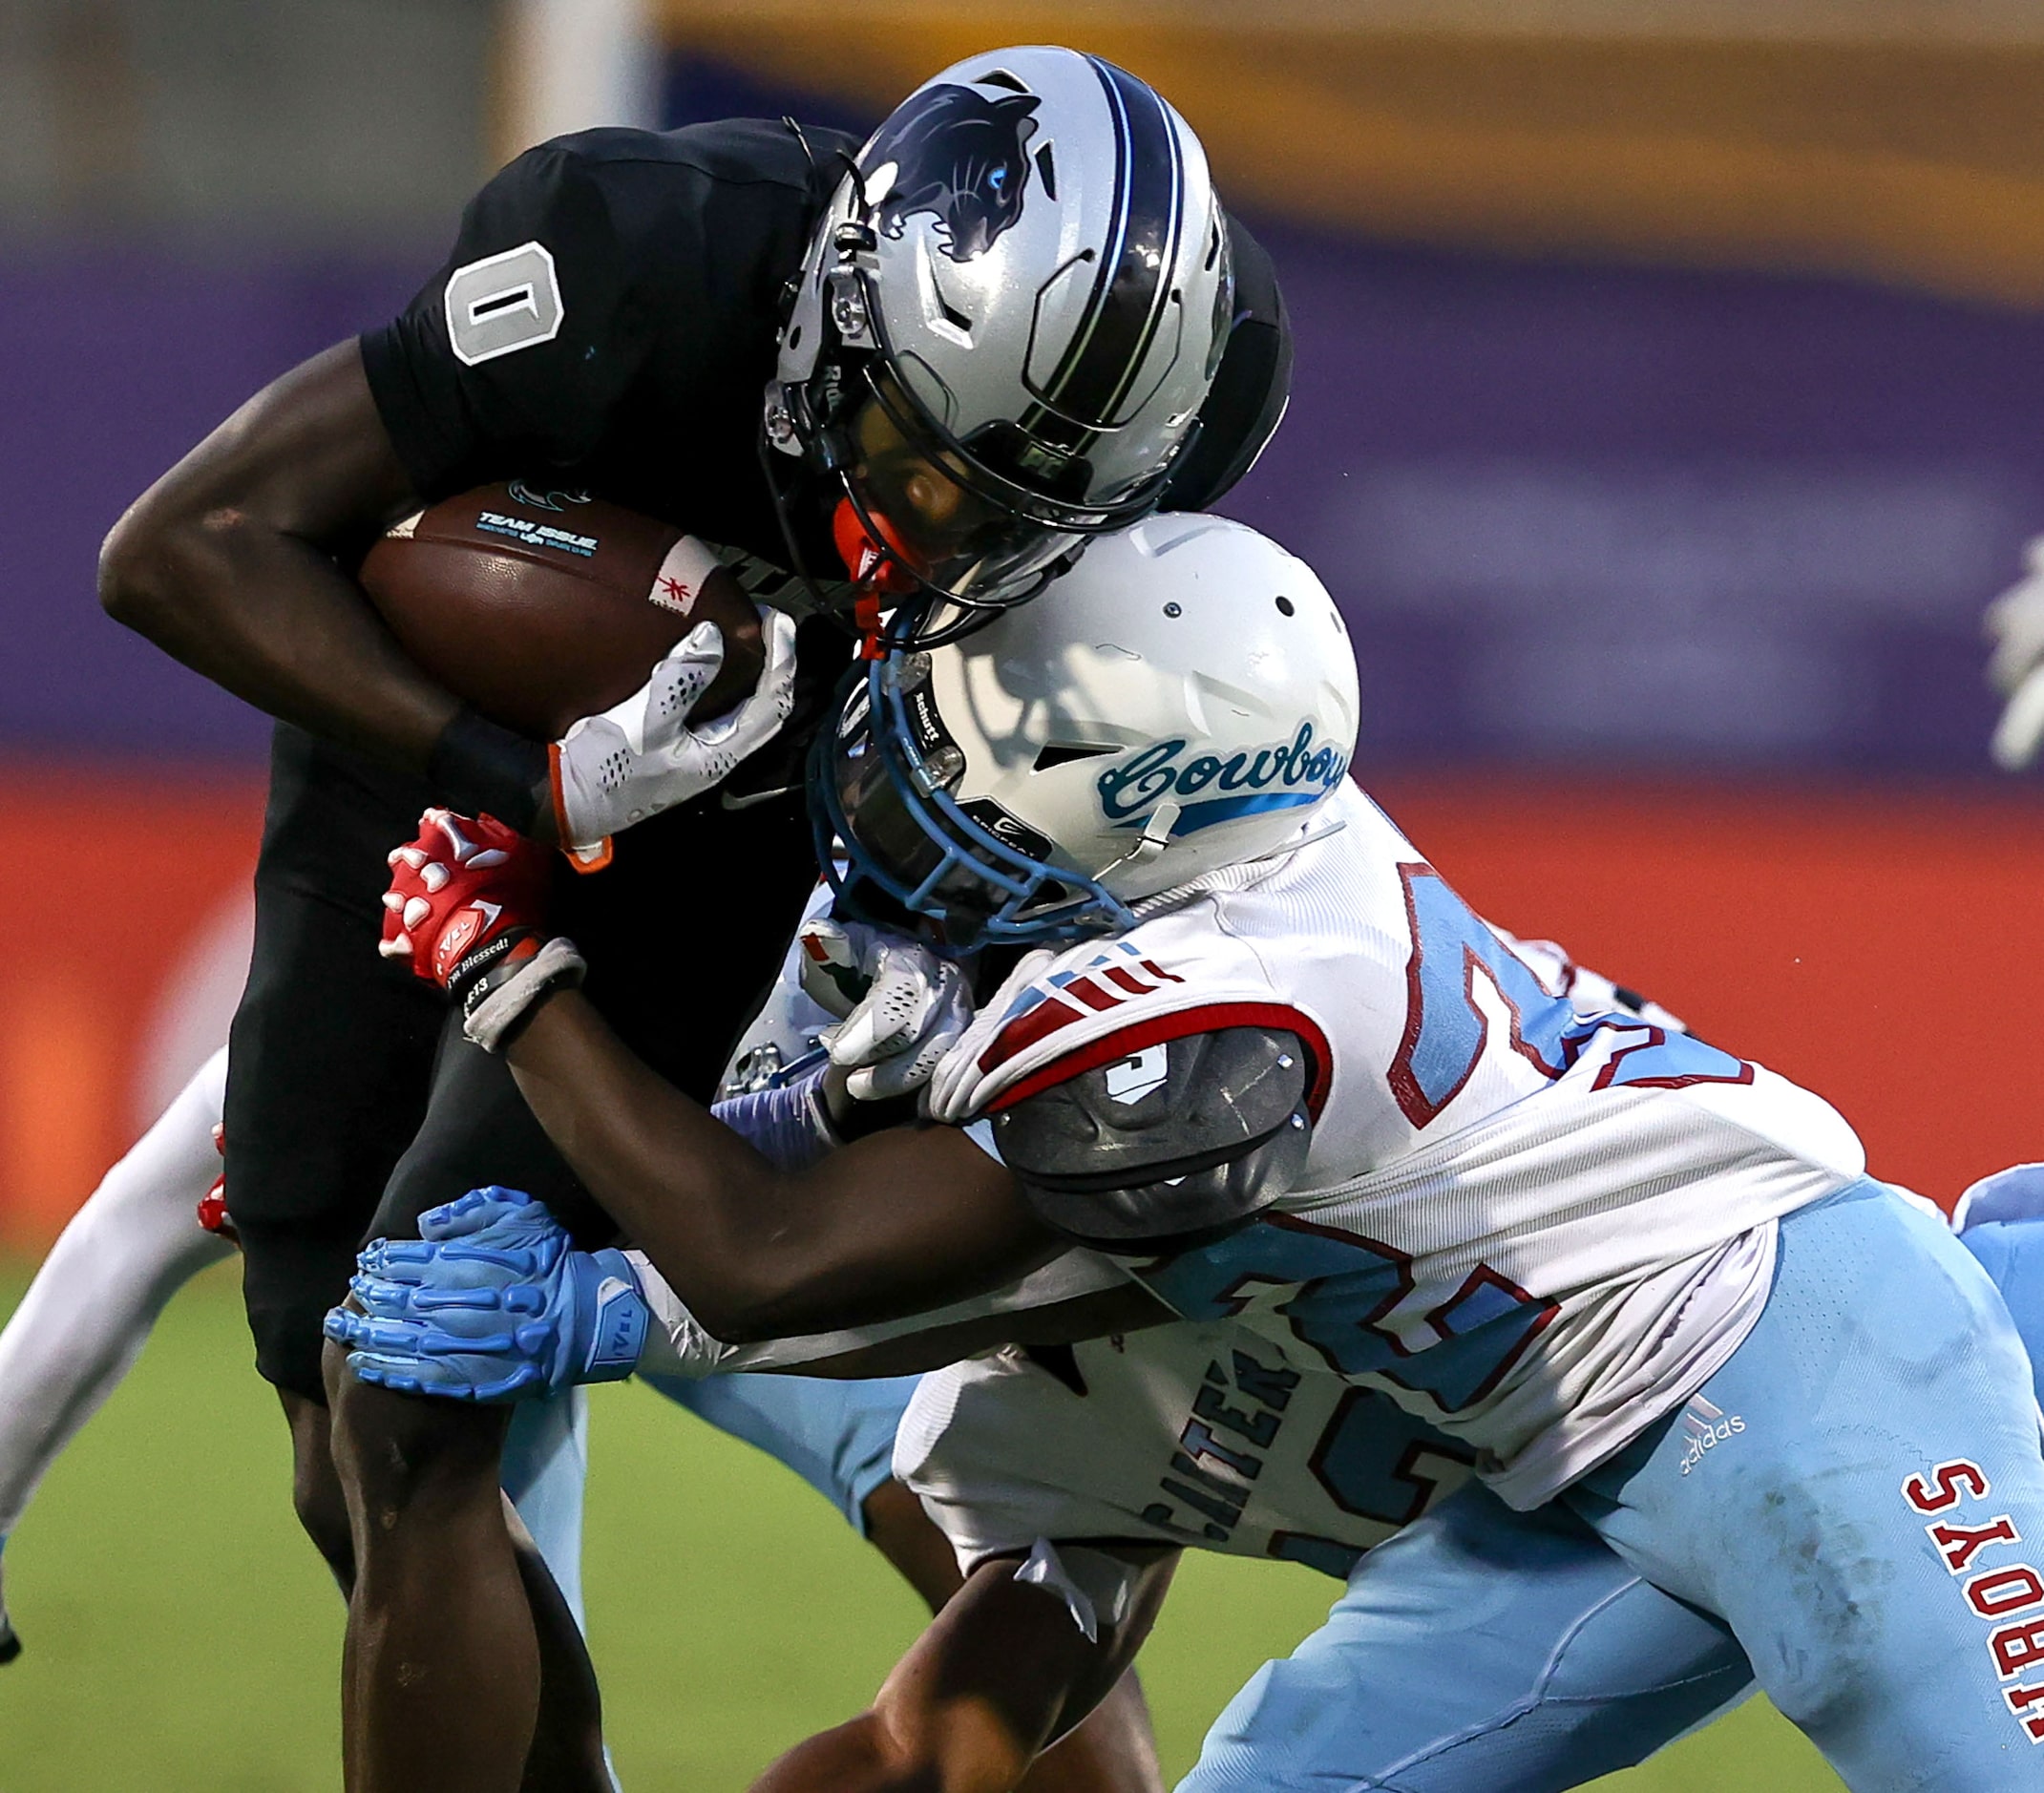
[767,45,1233,643]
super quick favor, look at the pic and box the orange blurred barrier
[0,762,2034,1244]
[0,763,262,1245]
[0,976,120,1243]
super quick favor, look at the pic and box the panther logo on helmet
[866,83,1039,264]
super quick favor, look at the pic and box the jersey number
[1139,1213,1558,1413]
[444,241,564,367]
[1387,862,1749,1128]
[1270,1388,1476,1578]
[1137,868,1752,1436]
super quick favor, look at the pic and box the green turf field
[0,1260,1843,1790]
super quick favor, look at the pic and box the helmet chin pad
[832,496,923,595]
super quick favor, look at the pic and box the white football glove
[549,605,798,855]
[1985,537,2044,770]
[796,917,973,1104]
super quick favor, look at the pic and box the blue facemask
[808,652,1136,957]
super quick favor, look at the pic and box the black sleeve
[991,1026,1314,1253]
[1159,212,1293,512]
[360,132,664,500]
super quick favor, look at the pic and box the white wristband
[628,1251,739,1379]
[462,936,587,1054]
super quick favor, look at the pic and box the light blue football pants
[498,1369,921,1633]
[1185,1182,2044,1792]
[500,1388,595,1625]
[637,1367,921,1535]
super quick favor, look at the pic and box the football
[359,481,767,741]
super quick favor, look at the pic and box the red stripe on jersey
[978,995,1088,1074]
[1104,965,1156,997]
[1064,977,1125,1013]
[984,1002,1334,1119]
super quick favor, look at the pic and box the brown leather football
[359,481,765,741]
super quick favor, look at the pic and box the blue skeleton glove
[322,1186,648,1401]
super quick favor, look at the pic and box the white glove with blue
[797,916,973,1106]
[550,605,799,855]
[324,1187,648,1401]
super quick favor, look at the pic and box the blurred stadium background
[3,0,2042,1784]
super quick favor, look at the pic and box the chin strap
[1097,799,1183,885]
[854,592,885,659]
[832,496,922,660]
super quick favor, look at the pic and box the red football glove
[196,1122,237,1244]
[379,809,551,996]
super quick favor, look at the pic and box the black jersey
[236,118,1293,1403]
[360,117,1290,593]
[362,119,853,585]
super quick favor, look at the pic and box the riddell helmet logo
[865,84,1040,264]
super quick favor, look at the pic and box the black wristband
[833,1089,921,1142]
[427,707,550,834]
[446,926,542,1012]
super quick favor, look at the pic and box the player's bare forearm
[97,340,459,771]
[748,1550,1176,1793]
[506,991,1064,1341]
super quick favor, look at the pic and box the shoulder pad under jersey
[992,1027,1313,1252]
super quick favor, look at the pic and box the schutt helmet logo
[866,83,1039,264]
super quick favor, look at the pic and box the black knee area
[240,1220,374,1402]
[368,1032,613,1249]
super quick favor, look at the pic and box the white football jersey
[897,1319,1475,1576]
[927,782,1865,1507]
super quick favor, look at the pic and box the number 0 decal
[444,241,564,367]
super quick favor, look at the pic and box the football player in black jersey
[100,46,1289,1793]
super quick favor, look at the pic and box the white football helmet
[767,46,1232,636]
[811,514,1360,952]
